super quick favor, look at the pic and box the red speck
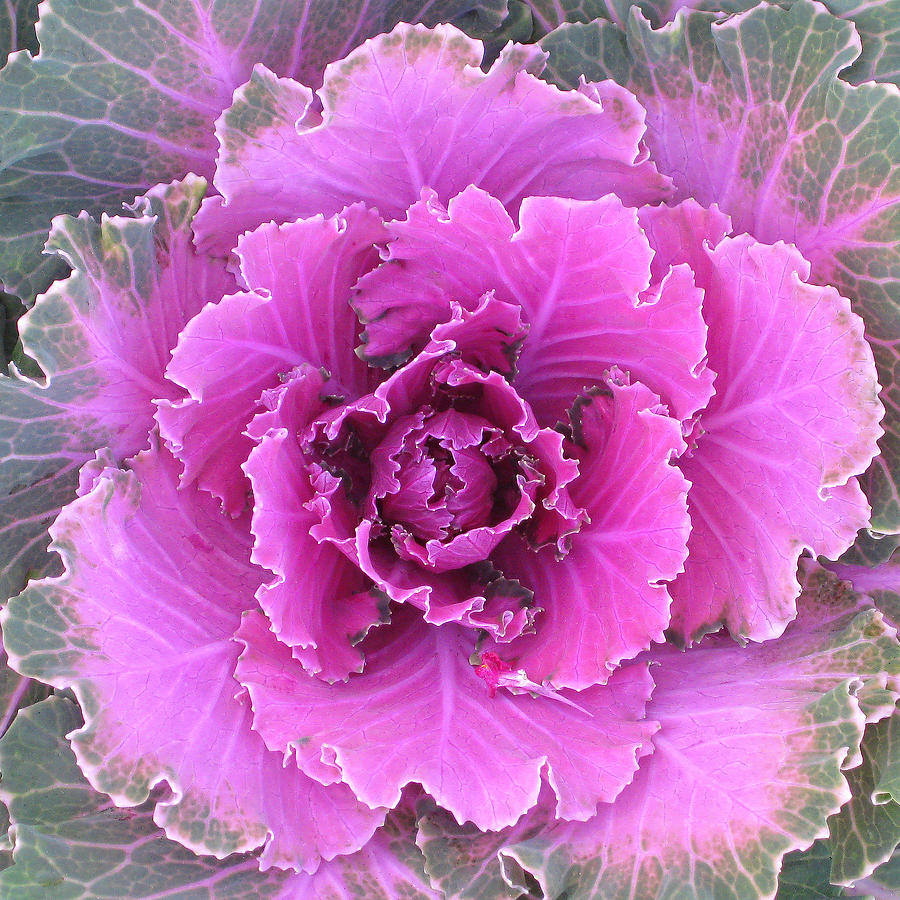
[474,651,511,698]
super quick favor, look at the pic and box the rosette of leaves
[0,2,898,899]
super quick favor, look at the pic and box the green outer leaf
[829,713,900,885]
[0,696,292,899]
[0,0,39,62]
[522,0,900,85]
[0,629,51,875]
[776,840,852,899]
[0,629,51,743]
[525,0,622,33]
[838,531,900,568]
[0,0,508,305]
[854,847,900,894]
[539,0,900,536]
[829,0,900,86]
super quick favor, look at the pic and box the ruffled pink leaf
[502,595,899,900]
[243,366,390,682]
[670,236,884,644]
[156,206,383,514]
[1,443,384,871]
[354,187,713,426]
[637,198,731,286]
[236,608,657,832]
[193,24,671,255]
[333,518,537,642]
[483,374,690,690]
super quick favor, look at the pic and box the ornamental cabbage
[0,9,898,900]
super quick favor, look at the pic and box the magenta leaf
[156,205,383,514]
[482,373,691,690]
[1,443,385,871]
[0,177,233,602]
[670,236,882,644]
[193,23,671,256]
[498,591,900,900]
[354,186,713,426]
[236,607,657,832]
[243,366,390,682]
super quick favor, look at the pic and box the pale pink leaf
[236,608,657,832]
[670,236,884,644]
[193,24,671,255]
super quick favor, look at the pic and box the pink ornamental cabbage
[0,21,892,900]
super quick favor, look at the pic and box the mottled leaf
[416,784,554,899]
[0,0,38,62]
[0,0,507,302]
[0,177,232,604]
[828,554,900,631]
[799,560,900,726]
[283,792,442,900]
[0,696,294,899]
[829,712,900,886]
[540,0,900,535]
